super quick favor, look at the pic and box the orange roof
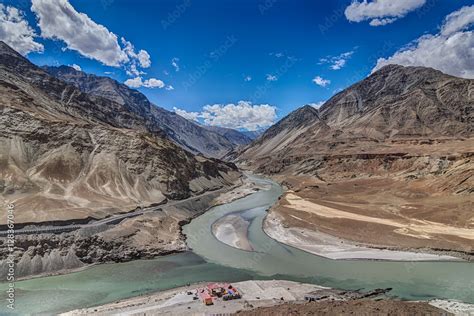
[207,283,230,290]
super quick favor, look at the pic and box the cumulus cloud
[124,77,165,89]
[173,107,199,121]
[165,85,174,91]
[373,5,474,79]
[244,75,252,82]
[121,37,151,74]
[0,4,43,55]
[308,101,326,109]
[266,74,278,81]
[172,57,180,72]
[31,0,153,83]
[137,50,151,68]
[319,51,354,70]
[31,0,128,66]
[70,64,81,71]
[345,0,426,26]
[174,101,277,131]
[440,5,474,36]
[312,76,330,87]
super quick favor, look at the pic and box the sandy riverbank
[263,174,473,261]
[212,215,254,251]
[211,175,270,206]
[264,211,462,261]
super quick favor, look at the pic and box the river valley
[0,175,473,315]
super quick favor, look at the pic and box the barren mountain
[238,65,473,258]
[45,65,239,158]
[239,65,473,186]
[203,125,253,146]
[0,41,239,225]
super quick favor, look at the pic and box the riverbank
[263,175,473,261]
[0,176,253,281]
[62,279,466,315]
[57,280,367,315]
[212,214,254,251]
[61,280,323,315]
[263,211,462,261]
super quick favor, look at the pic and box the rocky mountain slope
[239,65,473,192]
[238,65,473,257]
[203,125,253,146]
[0,41,239,225]
[45,65,243,158]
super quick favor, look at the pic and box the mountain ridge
[0,41,239,225]
[238,63,473,195]
[45,65,252,158]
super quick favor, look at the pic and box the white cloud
[144,78,165,88]
[165,85,174,91]
[137,50,151,68]
[270,52,284,58]
[369,17,397,26]
[441,5,474,36]
[319,51,354,70]
[174,101,277,131]
[0,4,43,55]
[31,0,152,78]
[312,76,330,87]
[373,5,474,79]
[244,75,252,82]
[173,107,199,121]
[121,37,151,75]
[172,57,180,72]
[308,101,325,109]
[124,77,166,89]
[266,74,278,81]
[345,0,426,26]
[31,0,128,66]
[70,64,81,71]
[124,77,143,88]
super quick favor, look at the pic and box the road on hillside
[0,187,229,236]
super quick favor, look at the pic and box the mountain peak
[285,104,321,124]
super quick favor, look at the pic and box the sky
[0,0,473,131]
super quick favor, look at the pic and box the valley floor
[0,176,257,281]
[264,175,474,261]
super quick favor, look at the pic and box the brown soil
[235,300,450,316]
[271,175,473,257]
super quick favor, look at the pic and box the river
[0,175,473,315]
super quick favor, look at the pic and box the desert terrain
[262,140,474,260]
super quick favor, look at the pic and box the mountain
[44,65,237,158]
[241,130,263,140]
[238,64,473,193]
[318,64,472,138]
[202,125,253,146]
[238,64,473,258]
[0,41,239,224]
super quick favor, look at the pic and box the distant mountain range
[44,65,253,158]
[0,41,240,223]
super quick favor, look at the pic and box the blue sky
[1,0,473,130]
